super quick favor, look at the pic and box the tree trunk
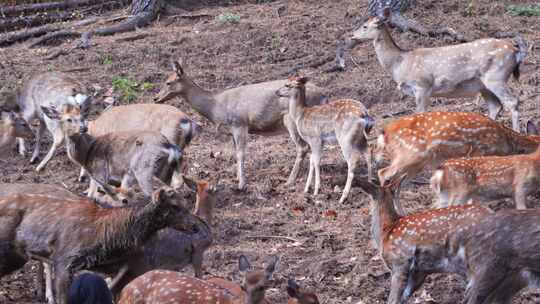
[367,0,414,16]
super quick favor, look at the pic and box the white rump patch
[75,94,88,105]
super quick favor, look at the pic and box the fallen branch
[245,235,302,244]
[28,29,80,48]
[0,24,60,47]
[114,32,148,42]
[0,0,115,17]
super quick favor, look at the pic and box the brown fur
[0,111,33,156]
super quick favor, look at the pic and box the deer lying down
[79,103,201,187]
[375,112,540,214]
[15,72,91,171]
[0,111,33,156]
[277,76,375,203]
[155,60,329,190]
[358,178,493,304]
[0,183,80,200]
[0,188,204,304]
[118,255,278,304]
[352,8,527,131]
[431,121,540,209]
[40,104,183,204]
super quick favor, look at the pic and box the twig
[246,235,302,243]
[114,33,149,42]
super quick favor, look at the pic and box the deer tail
[430,169,444,194]
[513,35,528,81]
[179,118,201,148]
[163,143,182,164]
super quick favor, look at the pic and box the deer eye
[67,118,73,123]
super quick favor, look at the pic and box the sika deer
[40,104,183,204]
[117,255,278,304]
[276,76,375,203]
[155,60,328,190]
[0,111,33,156]
[78,103,201,187]
[375,112,540,214]
[357,178,493,304]
[287,278,319,304]
[431,122,540,209]
[352,8,527,131]
[67,273,113,304]
[0,188,204,304]
[16,72,91,171]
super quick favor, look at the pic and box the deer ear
[172,60,185,76]
[239,255,251,272]
[297,76,309,85]
[381,7,391,20]
[41,106,60,120]
[286,278,300,298]
[151,188,167,204]
[527,120,538,135]
[264,255,279,279]
[183,176,198,192]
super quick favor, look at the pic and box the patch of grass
[507,4,540,17]
[101,54,113,65]
[141,82,154,91]
[112,77,139,102]
[216,12,241,24]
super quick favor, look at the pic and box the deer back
[0,183,79,200]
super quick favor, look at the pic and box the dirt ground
[1,0,539,303]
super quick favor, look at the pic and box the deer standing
[0,111,33,156]
[352,8,527,131]
[15,72,91,171]
[276,76,375,203]
[117,255,278,304]
[155,60,328,190]
[0,188,204,304]
[431,121,540,209]
[375,112,540,214]
[357,178,493,303]
[67,272,113,304]
[40,104,183,204]
[78,103,201,187]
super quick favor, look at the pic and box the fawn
[276,75,375,203]
[352,8,527,131]
[0,111,33,156]
[155,60,328,190]
[431,121,540,209]
[287,278,319,304]
[375,112,540,214]
[117,255,278,304]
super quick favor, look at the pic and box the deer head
[286,278,319,304]
[151,187,202,234]
[239,255,278,304]
[1,111,33,139]
[41,104,88,137]
[275,75,309,98]
[155,60,191,103]
[184,176,216,226]
[352,7,391,40]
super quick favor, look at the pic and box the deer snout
[275,87,288,98]
[79,125,88,133]
[364,115,376,134]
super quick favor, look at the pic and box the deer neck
[288,87,307,123]
[370,190,401,252]
[181,80,219,123]
[510,131,540,154]
[373,25,404,72]
[65,133,96,167]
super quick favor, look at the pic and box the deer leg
[305,154,315,193]
[483,82,520,132]
[284,114,308,186]
[36,127,64,172]
[338,133,360,203]
[43,263,55,304]
[78,167,88,183]
[482,273,527,304]
[388,266,426,304]
[513,186,527,210]
[192,251,204,278]
[231,126,248,190]
[18,138,26,156]
[464,264,508,304]
[365,146,373,181]
[30,120,45,163]
[312,141,323,196]
[481,89,503,121]
[413,87,431,113]
[52,265,71,304]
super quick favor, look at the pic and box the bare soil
[1,0,539,303]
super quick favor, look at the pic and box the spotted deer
[15,72,91,171]
[0,111,33,156]
[430,121,540,209]
[276,76,375,203]
[352,8,527,131]
[375,112,540,214]
[40,104,183,204]
[0,188,204,304]
[287,278,319,304]
[155,60,328,190]
[357,178,493,303]
[117,255,278,304]
[78,103,201,188]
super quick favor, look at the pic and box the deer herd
[0,6,536,304]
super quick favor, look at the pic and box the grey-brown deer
[352,8,527,131]
[117,255,278,304]
[15,72,91,171]
[430,121,540,209]
[78,103,201,187]
[357,178,493,304]
[375,112,540,214]
[155,60,328,190]
[0,111,33,156]
[40,104,183,204]
[287,278,320,304]
[276,75,375,203]
[0,188,204,304]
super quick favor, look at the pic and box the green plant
[216,12,241,24]
[101,54,113,65]
[141,82,154,91]
[112,77,139,102]
[507,4,540,17]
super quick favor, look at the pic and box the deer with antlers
[352,8,527,131]
[375,112,540,214]
[117,255,278,304]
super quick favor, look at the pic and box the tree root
[28,30,81,48]
[0,0,113,18]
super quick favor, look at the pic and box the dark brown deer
[357,178,493,303]
[375,112,540,214]
[0,188,203,304]
[287,278,320,304]
[352,8,527,131]
[117,255,278,304]
[155,60,328,190]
